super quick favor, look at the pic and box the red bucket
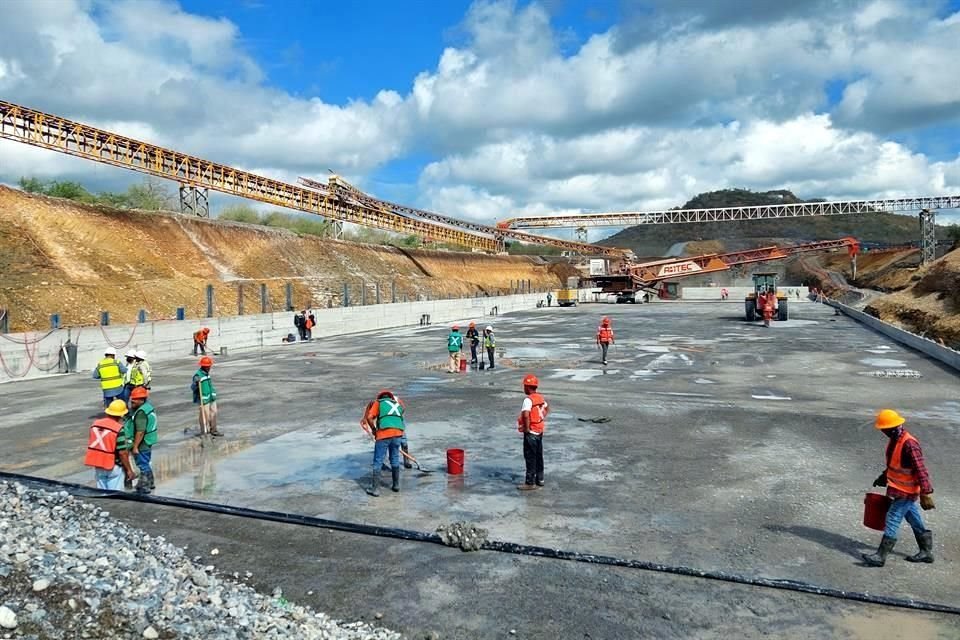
[863,492,891,531]
[447,448,465,475]
[459,357,467,372]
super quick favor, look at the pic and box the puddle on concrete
[637,346,671,353]
[694,378,715,384]
[859,358,909,367]
[646,353,694,369]
[751,393,792,401]
[549,369,617,381]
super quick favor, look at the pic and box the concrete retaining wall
[0,292,549,384]
[681,286,810,301]
[827,300,960,372]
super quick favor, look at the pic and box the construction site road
[2,301,959,639]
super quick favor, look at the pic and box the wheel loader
[745,273,788,322]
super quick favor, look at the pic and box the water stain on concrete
[860,358,909,367]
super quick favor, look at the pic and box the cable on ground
[1,471,958,618]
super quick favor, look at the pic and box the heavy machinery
[590,237,860,302]
[745,273,788,322]
[555,277,579,307]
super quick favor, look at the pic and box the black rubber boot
[366,470,381,497]
[862,535,896,566]
[905,530,934,563]
[401,444,413,469]
[147,471,156,490]
[391,467,400,493]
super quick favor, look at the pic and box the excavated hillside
[0,186,572,332]
[865,248,960,348]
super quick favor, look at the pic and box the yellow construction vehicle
[745,273,788,321]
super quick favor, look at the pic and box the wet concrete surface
[2,301,960,638]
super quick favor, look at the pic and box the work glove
[872,472,887,488]
[920,494,936,511]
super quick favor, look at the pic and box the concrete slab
[2,302,959,638]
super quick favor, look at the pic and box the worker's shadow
[764,524,869,560]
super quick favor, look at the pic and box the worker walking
[596,317,615,365]
[483,326,496,370]
[363,389,407,496]
[447,325,463,373]
[92,348,127,408]
[193,327,210,355]
[191,356,222,437]
[517,374,549,490]
[84,399,136,491]
[466,322,480,365]
[547,292,553,307]
[135,350,152,389]
[862,409,936,567]
[123,386,158,494]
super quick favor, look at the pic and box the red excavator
[591,237,860,304]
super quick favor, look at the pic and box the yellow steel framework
[0,100,502,251]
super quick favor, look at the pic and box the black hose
[3,471,958,617]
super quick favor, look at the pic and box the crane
[0,100,627,257]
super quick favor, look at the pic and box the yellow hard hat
[105,399,129,417]
[874,409,905,430]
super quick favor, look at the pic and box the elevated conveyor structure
[0,99,626,257]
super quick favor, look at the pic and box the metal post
[361,284,367,306]
[51,314,60,330]
[260,284,268,314]
[392,281,397,303]
[100,311,110,326]
[179,185,210,217]
[237,285,244,316]
[137,309,147,323]
[206,285,214,318]
[285,283,293,311]
[375,283,381,305]
[343,283,350,307]
[0,309,8,334]
[920,208,936,265]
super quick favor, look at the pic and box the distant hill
[599,189,939,257]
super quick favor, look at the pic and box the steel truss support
[919,208,936,264]
[179,184,209,217]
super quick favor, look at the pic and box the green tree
[122,179,174,210]
[218,204,261,224]
[947,224,960,250]
[18,177,46,193]
[44,180,95,202]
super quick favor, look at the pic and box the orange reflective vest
[84,417,122,470]
[887,432,921,496]
[194,330,206,343]
[597,326,614,343]
[518,392,548,435]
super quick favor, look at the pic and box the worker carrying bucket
[862,409,936,567]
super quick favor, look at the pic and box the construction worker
[862,409,936,567]
[120,349,144,404]
[92,348,127,408]
[762,286,776,327]
[517,374,549,490]
[191,356,222,436]
[596,317,614,365]
[363,389,407,496]
[84,399,136,490]
[134,350,152,389]
[447,325,463,372]
[483,326,496,370]
[547,292,553,307]
[466,322,480,364]
[121,386,158,494]
[193,327,210,356]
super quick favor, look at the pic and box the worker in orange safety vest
[193,327,210,356]
[84,399,137,490]
[862,409,936,567]
[596,317,615,365]
[517,374,549,491]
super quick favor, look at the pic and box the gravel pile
[0,481,401,639]
[436,522,488,552]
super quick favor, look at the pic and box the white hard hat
[135,350,147,360]
[104,348,117,356]
[124,350,136,359]
[485,326,493,331]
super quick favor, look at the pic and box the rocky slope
[0,186,570,332]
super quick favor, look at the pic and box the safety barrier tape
[0,471,957,617]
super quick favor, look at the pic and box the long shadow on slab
[765,524,872,560]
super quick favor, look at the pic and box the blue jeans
[102,391,122,408]
[95,466,124,490]
[884,497,926,539]
[134,449,152,476]
[373,437,402,470]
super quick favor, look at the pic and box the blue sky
[1,0,959,229]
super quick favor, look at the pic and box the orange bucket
[459,357,467,372]
[863,492,891,531]
[447,448,465,474]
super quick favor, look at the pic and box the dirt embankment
[865,248,960,348]
[0,186,567,332]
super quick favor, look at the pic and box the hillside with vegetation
[599,189,944,256]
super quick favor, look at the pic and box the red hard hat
[377,389,396,399]
[469,322,476,328]
[522,374,539,388]
[199,356,213,367]
[202,328,210,334]
[452,325,459,330]
[601,316,610,325]
[130,387,149,400]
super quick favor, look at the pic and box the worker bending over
[363,390,408,496]
[517,374,549,490]
[596,317,615,366]
[193,327,210,355]
[862,409,936,566]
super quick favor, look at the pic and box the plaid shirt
[886,433,934,500]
